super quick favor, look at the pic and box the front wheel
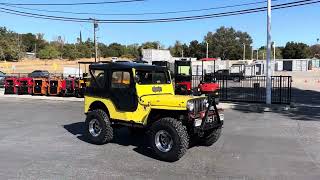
[85,109,113,144]
[149,118,189,162]
[200,128,222,146]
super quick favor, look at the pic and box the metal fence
[192,75,292,104]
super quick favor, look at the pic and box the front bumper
[189,96,224,132]
[192,112,224,131]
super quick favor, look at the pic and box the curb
[0,94,84,102]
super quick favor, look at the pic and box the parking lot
[0,96,319,179]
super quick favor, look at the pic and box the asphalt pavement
[0,97,319,180]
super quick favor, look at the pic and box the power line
[0,0,146,6]
[0,0,318,23]
[0,9,89,22]
[2,0,278,16]
[97,0,319,22]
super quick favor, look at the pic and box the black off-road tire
[85,109,113,145]
[149,117,189,162]
[201,128,222,146]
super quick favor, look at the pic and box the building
[142,49,173,64]
[274,59,312,71]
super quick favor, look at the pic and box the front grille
[20,81,28,86]
[66,80,73,88]
[20,87,29,94]
[6,80,14,85]
[49,80,58,94]
[5,87,14,94]
[50,87,58,94]
[67,88,74,93]
[34,86,41,93]
[191,98,206,114]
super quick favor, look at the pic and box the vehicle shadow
[63,122,162,160]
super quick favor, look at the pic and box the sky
[0,0,319,49]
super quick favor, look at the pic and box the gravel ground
[0,97,319,180]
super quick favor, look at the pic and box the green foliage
[188,40,205,59]
[62,44,79,60]
[38,44,60,59]
[0,27,20,61]
[282,42,311,59]
[205,26,253,60]
[141,41,160,49]
[310,44,320,58]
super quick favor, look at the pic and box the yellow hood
[139,94,203,109]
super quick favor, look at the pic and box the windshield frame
[135,70,171,85]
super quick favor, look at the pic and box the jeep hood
[139,94,203,109]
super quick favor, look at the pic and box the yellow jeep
[84,61,224,162]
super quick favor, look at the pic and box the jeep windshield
[135,70,171,85]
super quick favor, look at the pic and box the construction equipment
[61,76,77,96]
[33,77,48,95]
[47,77,63,96]
[17,77,33,95]
[4,76,19,94]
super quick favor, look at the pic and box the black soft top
[89,61,167,71]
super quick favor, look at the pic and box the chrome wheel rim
[155,130,173,152]
[89,119,101,137]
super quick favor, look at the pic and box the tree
[38,44,60,59]
[124,44,140,58]
[62,44,79,60]
[141,41,161,49]
[204,26,253,60]
[105,43,125,57]
[170,41,183,57]
[21,33,37,52]
[189,40,205,59]
[310,44,320,58]
[282,42,311,59]
[0,27,20,61]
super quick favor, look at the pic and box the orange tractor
[33,77,48,95]
[47,77,63,96]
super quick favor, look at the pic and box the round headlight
[187,101,194,111]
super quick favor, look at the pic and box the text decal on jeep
[152,86,162,93]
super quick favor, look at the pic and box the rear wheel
[85,109,113,144]
[200,128,222,146]
[149,117,189,162]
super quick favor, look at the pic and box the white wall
[142,49,173,64]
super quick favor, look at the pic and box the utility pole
[181,49,184,58]
[243,43,246,60]
[251,47,254,60]
[266,0,272,105]
[206,42,209,59]
[203,42,209,79]
[273,41,276,61]
[91,18,98,63]
[257,49,259,60]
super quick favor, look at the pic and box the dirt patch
[0,58,114,74]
